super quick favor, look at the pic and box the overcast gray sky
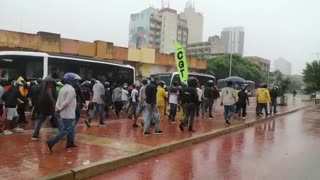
[1,0,320,74]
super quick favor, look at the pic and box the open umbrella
[223,76,246,84]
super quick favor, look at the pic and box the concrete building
[221,27,245,55]
[246,56,271,76]
[187,35,225,59]
[180,0,204,44]
[128,7,188,54]
[274,57,292,75]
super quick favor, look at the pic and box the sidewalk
[0,97,312,180]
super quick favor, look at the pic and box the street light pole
[229,28,235,77]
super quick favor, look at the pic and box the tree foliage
[303,60,320,91]
[206,54,264,84]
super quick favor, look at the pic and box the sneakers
[13,127,24,133]
[155,130,164,135]
[179,124,185,131]
[85,120,91,128]
[2,130,13,135]
[225,118,231,126]
[209,116,214,120]
[144,131,151,136]
[98,122,106,127]
[171,120,177,124]
[31,136,41,141]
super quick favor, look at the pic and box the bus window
[48,57,135,85]
[0,55,44,82]
[156,74,172,87]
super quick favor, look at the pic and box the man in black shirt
[270,86,278,114]
[143,78,163,136]
[202,80,215,119]
[179,77,198,132]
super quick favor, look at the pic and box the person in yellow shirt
[256,84,271,117]
[157,81,166,121]
[16,76,28,125]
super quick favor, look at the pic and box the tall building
[128,3,203,54]
[180,0,204,44]
[221,27,245,55]
[128,7,188,54]
[187,35,225,59]
[246,56,271,76]
[274,57,292,75]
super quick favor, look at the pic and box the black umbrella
[223,76,246,84]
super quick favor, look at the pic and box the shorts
[6,108,18,120]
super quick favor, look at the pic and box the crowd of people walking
[0,67,280,152]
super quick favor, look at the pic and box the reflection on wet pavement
[93,106,320,180]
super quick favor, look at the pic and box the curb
[41,104,314,180]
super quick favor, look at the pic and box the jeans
[202,99,214,117]
[144,103,161,133]
[88,103,104,123]
[169,103,178,121]
[114,101,123,117]
[182,103,196,130]
[128,102,138,119]
[270,99,277,114]
[32,114,62,138]
[47,118,75,148]
[196,101,202,117]
[224,105,235,121]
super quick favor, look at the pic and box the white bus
[151,72,216,87]
[0,51,135,85]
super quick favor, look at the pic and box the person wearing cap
[220,81,238,126]
[16,76,28,125]
[46,73,79,152]
[32,66,61,141]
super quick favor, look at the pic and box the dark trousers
[270,99,277,114]
[196,101,202,117]
[17,104,26,124]
[128,102,138,119]
[182,103,196,130]
[258,103,268,116]
[114,101,123,117]
[238,103,247,117]
[169,103,178,121]
[202,99,213,117]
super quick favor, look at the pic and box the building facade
[221,27,245,56]
[246,56,271,76]
[187,35,225,59]
[129,3,203,55]
[180,0,204,44]
[274,57,292,75]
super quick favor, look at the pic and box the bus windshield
[156,74,172,87]
[0,55,44,84]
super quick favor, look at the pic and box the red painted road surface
[0,96,312,179]
[93,106,320,180]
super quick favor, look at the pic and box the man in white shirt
[221,81,238,126]
[46,73,79,152]
[133,79,148,127]
[169,81,179,123]
[85,79,106,127]
[196,85,203,117]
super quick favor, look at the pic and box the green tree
[206,54,264,84]
[303,60,320,91]
[287,75,305,91]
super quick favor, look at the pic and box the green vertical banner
[174,41,189,83]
